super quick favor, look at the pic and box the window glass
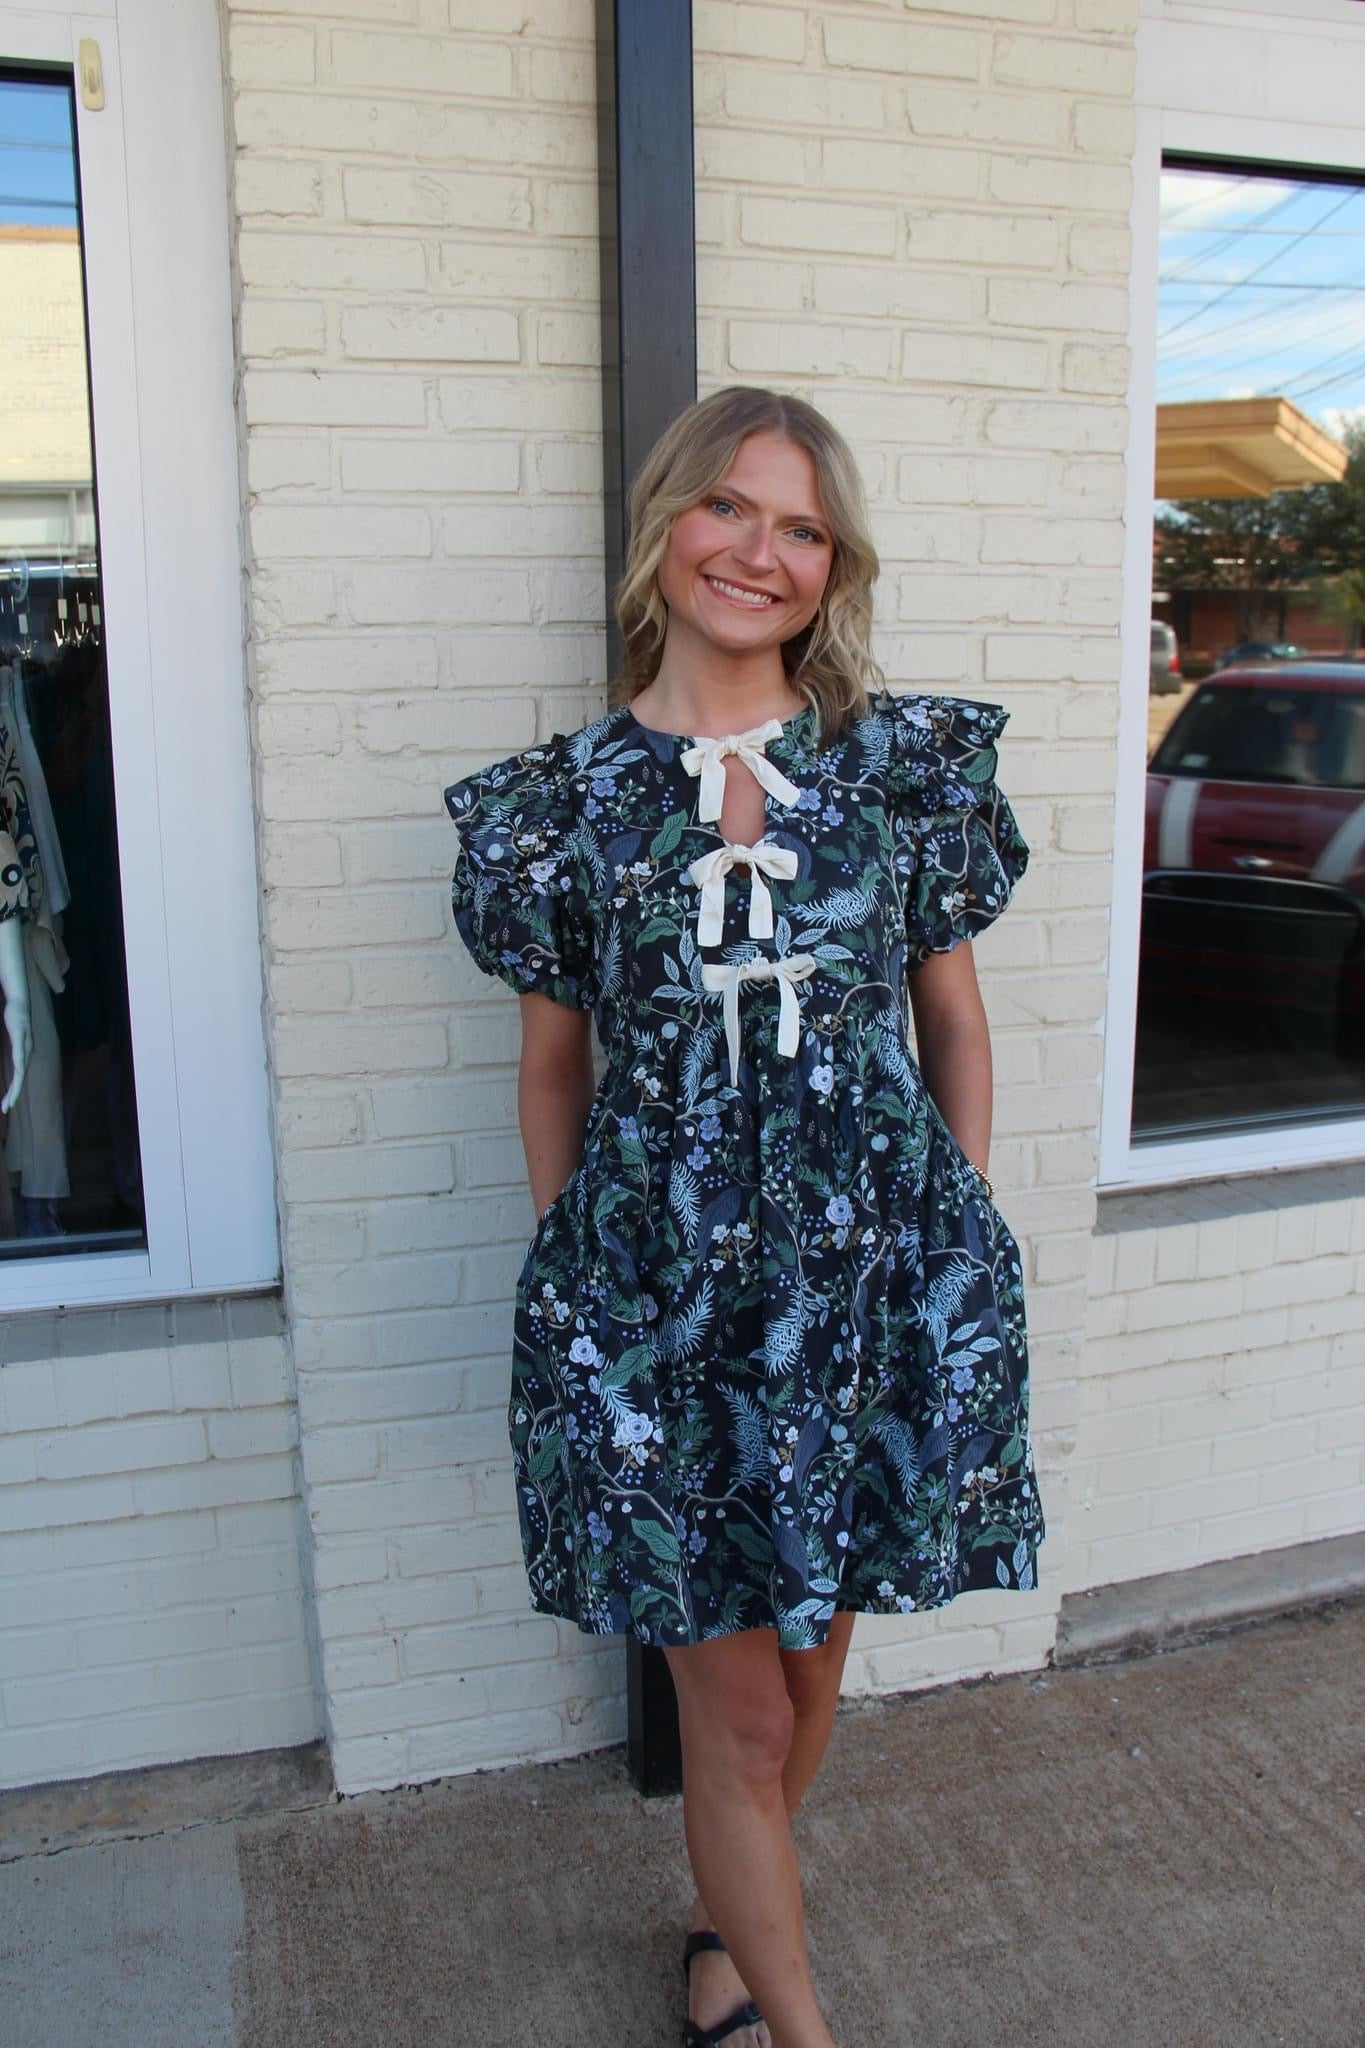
[0,70,144,1258]
[1137,160,1365,1139]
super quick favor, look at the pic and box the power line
[1157,185,1365,341]
[1277,355,1365,403]
[1159,185,1304,287]
[1158,173,1256,229]
[1159,298,1365,395]
[1159,280,1349,362]
[1164,223,1365,240]
[1272,336,1365,396]
[1161,278,1365,293]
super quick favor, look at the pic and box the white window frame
[1,0,276,1306]
[1103,0,1365,1188]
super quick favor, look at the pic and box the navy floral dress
[443,688,1045,1649]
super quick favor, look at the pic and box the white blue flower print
[444,689,1044,1647]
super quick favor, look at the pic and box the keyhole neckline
[620,699,817,748]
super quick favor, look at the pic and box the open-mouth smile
[703,574,781,610]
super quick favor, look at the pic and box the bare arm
[517,992,596,1217]
[906,940,993,1177]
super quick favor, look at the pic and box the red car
[1140,664,1365,1122]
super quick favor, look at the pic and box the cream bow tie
[679,721,802,824]
[686,838,800,946]
[701,954,818,1088]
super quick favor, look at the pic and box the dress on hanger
[0,700,35,923]
[0,668,70,1205]
[444,688,1045,1648]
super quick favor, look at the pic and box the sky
[1158,164,1365,442]
[0,76,78,229]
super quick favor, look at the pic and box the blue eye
[709,497,737,516]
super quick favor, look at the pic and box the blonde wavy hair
[612,386,883,741]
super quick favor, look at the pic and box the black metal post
[596,0,695,1798]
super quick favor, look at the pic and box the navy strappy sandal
[681,1929,765,2047]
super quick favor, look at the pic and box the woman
[444,386,1044,2048]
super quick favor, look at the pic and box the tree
[1154,420,1365,645]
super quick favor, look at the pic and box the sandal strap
[683,2003,764,2047]
[682,1929,728,1974]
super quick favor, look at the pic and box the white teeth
[708,576,776,607]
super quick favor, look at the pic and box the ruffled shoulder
[873,690,1029,968]
[878,689,1010,804]
[443,733,597,1011]
[443,730,571,842]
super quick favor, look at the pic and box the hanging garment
[1,664,69,996]
[0,685,70,1200]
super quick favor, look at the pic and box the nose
[733,515,779,574]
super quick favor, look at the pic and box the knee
[680,1684,796,1787]
[721,1693,797,1784]
[782,1644,843,1719]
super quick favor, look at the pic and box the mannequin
[0,915,31,1113]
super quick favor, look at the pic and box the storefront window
[1135,159,1365,1139]
[0,70,143,1258]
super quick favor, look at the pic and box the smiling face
[655,431,835,665]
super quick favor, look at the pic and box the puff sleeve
[883,691,1029,969]
[443,734,598,1011]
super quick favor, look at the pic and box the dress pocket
[925,1096,999,1212]
[518,1160,584,1285]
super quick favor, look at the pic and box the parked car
[1150,618,1182,693]
[1142,663,1365,1059]
[1212,640,1307,669]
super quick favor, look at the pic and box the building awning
[1155,397,1349,500]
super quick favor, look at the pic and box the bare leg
[667,1629,839,2048]
[686,1614,857,2044]
[779,1610,858,1816]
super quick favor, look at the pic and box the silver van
[1150,619,1181,694]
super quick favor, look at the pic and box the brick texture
[0,1302,316,1791]
[1067,1173,1365,1593]
[693,0,1146,1705]
[210,0,1360,1799]
[227,0,614,1794]
[218,0,1155,1792]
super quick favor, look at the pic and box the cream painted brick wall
[228,0,1151,1789]
[1067,1173,1365,1593]
[694,0,1139,1703]
[0,1302,316,1790]
[228,0,618,1795]
[226,0,1360,1795]
[218,0,1360,1796]
[0,233,92,486]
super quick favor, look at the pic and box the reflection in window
[1136,160,1365,1139]
[0,71,143,1257]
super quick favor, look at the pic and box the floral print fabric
[0,714,37,923]
[443,688,1045,1648]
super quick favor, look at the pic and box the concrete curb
[0,1741,332,1864]
[1053,1529,1365,1668]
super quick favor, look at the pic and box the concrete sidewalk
[2,1601,1362,2048]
